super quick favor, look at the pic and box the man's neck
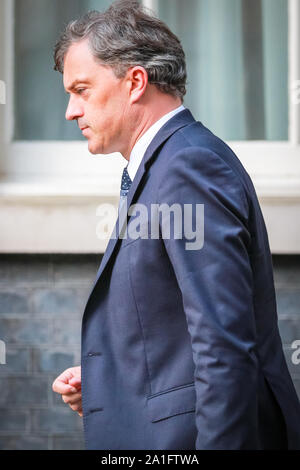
[122,97,183,161]
[126,103,185,182]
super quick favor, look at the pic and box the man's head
[54,0,187,157]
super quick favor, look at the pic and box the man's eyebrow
[64,79,91,93]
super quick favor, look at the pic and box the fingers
[70,402,82,413]
[55,368,74,384]
[69,376,81,389]
[52,367,83,417]
[62,391,82,405]
[62,392,82,414]
[52,377,77,394]
[52,366,81,394]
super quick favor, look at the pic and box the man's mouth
[80,126,90,137]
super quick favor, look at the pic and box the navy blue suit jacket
[81,109,300,449]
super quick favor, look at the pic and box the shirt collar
[127,104,185,181]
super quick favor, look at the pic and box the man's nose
[65,97,84,121]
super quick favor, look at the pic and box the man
[52,0,300,450]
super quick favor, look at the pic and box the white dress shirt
[127,104,186,182]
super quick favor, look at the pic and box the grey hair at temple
[53,0,187,100]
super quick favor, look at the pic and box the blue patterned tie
[120,165,132,198]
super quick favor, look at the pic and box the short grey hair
[54,0,187,100]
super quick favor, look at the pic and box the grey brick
[53,318,81,346]
[0,435,48,450]
[0,348,30,375]
[0,318,53,345]
[0,409,28,431]
[278,317,300,345]
[52,254,99,285]
[272,255,300,287]
[0,290,31,314]
[53,387,64,406]
[32,407,83,434]
[0,377,48,406]
[32,288,89,316]
[53,436,85,450]
[32,348,76,373]
[276,290,300,316]
[0,255,51,285]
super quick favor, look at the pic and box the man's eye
[76,88,86,95]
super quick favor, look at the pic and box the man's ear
[126,66,148,104]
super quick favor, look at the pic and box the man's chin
[88,145,97,155]
[87,141,100,155]
[88,142,113,156]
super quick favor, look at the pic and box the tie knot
[120,166,132,197]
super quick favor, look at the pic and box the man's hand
[52,366,82,417]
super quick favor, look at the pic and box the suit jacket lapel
[94,109,195,285]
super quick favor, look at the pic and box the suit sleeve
[158,146,259,449]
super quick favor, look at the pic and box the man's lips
[80,126,90,137]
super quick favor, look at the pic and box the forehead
[63,40,100,90]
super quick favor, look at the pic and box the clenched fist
[52,366,82,417]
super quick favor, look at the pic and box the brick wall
[273,256,300,398]
[0,254,299,449]
[0,255,100,450]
